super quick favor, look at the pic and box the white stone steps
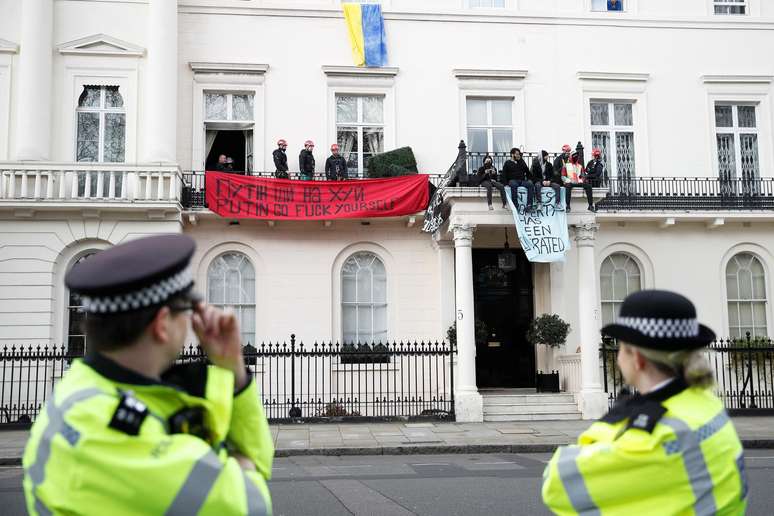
[481,392,582,421]
[483,402,579,415]
[484,412,582,422]
[482,394,575,405]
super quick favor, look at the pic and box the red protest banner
[205,172,430,220]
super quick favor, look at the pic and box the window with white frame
[714,0,747,15]
[342,252,387,345]
[470,0,506,7]
[204,92,254,122]
[600,253,641,327]
[67,253,96,356]
[590,101,635,178]
[336,95,384,177]
[726,253,767,338]
[207,252,256,346]
[466,98,513,154]
[591,0,625,11]
[715,104,759,180]
[76,85,125,163]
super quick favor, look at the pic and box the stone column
[142,0,178,163]
[14,0,53,160]
[573,222,607,419]
[450,223,483,422]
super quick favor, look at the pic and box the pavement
[2,416,774,464]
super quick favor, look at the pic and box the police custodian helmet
[65,234,196,315]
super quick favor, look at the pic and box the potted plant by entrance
[526,314,571,393]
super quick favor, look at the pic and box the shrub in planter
[366,147,418,178]
[526,314,571,349]
[446,320,489,347]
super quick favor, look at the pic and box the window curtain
[244,129,253,173]
[205,130,218,165]
[339,132,356,161]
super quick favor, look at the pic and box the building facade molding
[577,71,650,83]
[0,39,19,54]
[57,33,145,57]
[190,62,270,76]
[452,69,528,81]
[702,74,774,84]
[322,66,399,79]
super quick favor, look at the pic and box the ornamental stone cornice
[58,34,145,57]
[0,38,18,54]
[450,223,476,247]
[572,223,599,247]
[190,62,270,75]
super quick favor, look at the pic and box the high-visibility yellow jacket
[23,353,274,515]
[542,379,747,516]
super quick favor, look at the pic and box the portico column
[450,223,483,422]
[142,0,178,163]
[573,222,607,419]
[14,0,53,160]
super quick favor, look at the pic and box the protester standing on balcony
[471,154,508,210]
[299,140,316,180]
[585,148,605,187]
[543,289,747,515]
[273,139,289,179]
[22,234,274,516]
[562,150,595,212]
[531,150,561,209]
[325,144,349,181]
[502,147,534,211]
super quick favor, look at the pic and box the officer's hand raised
[192,303,249,391]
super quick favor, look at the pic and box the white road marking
[410,463,449,466]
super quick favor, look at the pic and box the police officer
[542,289,747,515]
[23,234,273,515]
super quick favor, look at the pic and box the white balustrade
[0,164,182,203]
[557,353,582,393]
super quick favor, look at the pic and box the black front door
[473,249,534,388]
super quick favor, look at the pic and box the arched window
[600,253,642,326]
[341,252,387,344]
[67,252,96,355]
[207,252,256,346]
[726,253,768,339]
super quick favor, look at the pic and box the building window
[207,252,256,346]
[76,86,125,163]
[466,97,513,154]
[342,252,387,345]
[67,253,96,356]
[715,104,759,181]
[726,253,768,339]
[592,0,625,11]
[336,95,384,178]
[204,92,255,173]
[470,0,506,7]
[590,101,635,179]
[714,0,747,15]
[600,253,641,327]
[204,92,254,122]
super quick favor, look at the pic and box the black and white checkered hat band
[81,268,193,314]
[617,316,700,339]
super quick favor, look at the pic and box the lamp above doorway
[498,228,517,272]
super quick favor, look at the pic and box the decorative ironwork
[0,336,455,427]
[600,333,774,414]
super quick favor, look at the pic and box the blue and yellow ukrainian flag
[342,3,387,67]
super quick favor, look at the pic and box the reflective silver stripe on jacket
[165,450,269,516]
[660,411,730,516]
[26,388,106,516]
[556,446,601,516]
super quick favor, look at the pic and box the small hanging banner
[205,172,429,220]
[505,187,571,263]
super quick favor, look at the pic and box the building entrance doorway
[473,248,534,388]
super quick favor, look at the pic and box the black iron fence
[0,336,455,427]
[601,333,774,414]
[180,171,446,210]
[597,176,774,211]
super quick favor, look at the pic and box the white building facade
[2,0,774,421]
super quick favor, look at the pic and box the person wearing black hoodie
[299,140,315,180]
[273,139,289,179]
[531,150,562,208]
[325,144,348,180]
[501,147,534,210]
[470,154,508,210]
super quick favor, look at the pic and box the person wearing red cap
[299,140,315,180]
[273,139,289,179]
[584,148,605,188]
[562,150,596,212]
[552,144,572,180]
[325,143,348,180]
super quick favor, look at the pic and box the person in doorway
[584,148,605,187]
[325,144,348,181]
[214,154,228,172]
[471,154,508,210]
[501,147,534,210]
[542,289,747,515]
[224,156,235,173]
[299,140,315,181]
[562,151,595,212]
[273,139,289,179]
[22,234,274,515]
[531,150,561,209]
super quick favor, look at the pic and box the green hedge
[366,147,418,178]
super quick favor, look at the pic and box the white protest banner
[505,187,570,263]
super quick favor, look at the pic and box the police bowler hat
[601,290,716,351]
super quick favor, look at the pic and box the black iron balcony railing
[597,176,774,211]
[180,171,446,210]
